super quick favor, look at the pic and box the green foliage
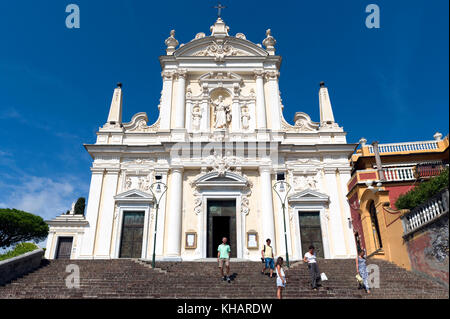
[396,169,449,210]
[0,242,39,261]
[74,197,86,216]
[0,209,49,249]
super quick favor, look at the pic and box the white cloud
[0,175,89,221]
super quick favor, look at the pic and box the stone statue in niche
[192,104,202,131]
[212,95,231,129]
[241,105,251,130]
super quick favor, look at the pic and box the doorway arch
[368,200,383,250]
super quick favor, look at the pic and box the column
[79,168,104,259]
[266,71,282,131]
[201,99,210,133]
[254,70,267,129]
[185,100,193,131]
[259,166,276,253]
[44,231,55,259]
[174,70,187,129]
[166,167,184,258]
[94,169,120,258]
[159,71,174,130]
[324,168,347,257]
[232,98,240,132]
[338,168,358,257]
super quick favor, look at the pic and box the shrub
[396,168,449,210]
[0,242,39,261]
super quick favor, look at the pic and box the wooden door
[299,212,324,258]
[56,237,73,259]
[119,211,145,259]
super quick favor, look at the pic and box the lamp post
[273,180,292,268]
[149,181,168,269]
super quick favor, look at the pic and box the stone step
[0,258,447,299]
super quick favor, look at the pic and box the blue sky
[0,0,448,225]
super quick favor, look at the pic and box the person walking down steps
[304,245,321,291]
[261,238,275,278]
[356,249,371,294]
[275,257,286,299]
[217,237,232,283]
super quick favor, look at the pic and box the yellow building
[347,133,449,269]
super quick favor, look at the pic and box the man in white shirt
[303,245,321,290]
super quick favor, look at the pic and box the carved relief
[114,204,119,220]
[264,70,280,81]
[138,176,151,192]
[191,104,202,131]
[241,195,250,216]
[124,173,153,192]
[194,40,249,61]
[123,113,160,133]
[125,177,132,190]
[193,191,202,215]
[293,175,319,191]
[206,151,241,176]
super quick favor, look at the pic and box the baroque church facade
[45,18,357,261]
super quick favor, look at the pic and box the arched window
[369,201,383,250]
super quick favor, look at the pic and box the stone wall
[0,249,44,286]
[406,214,449,288]
[348,192,366,252]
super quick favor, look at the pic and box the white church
[45,17,357,262]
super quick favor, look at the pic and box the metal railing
[367,141,439,154]
[402,189,449,237]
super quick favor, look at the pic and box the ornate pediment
[288,189,329,204]
[123,112,160,133]
[174,37,268,60]
[282,112,319,133]
[114,189,154,204]
[193,171,249,188]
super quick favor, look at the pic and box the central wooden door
[56,237,73,259]
[119,211,145,259]
[299,212,324,258]
[207,200,237,258]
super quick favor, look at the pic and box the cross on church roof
[214,3,226,18]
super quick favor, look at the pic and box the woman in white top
[303,245,321,290]
[275,257,286,299]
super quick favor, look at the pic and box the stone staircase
[0,258,447,299]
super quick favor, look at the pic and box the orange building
[346,133,449,269]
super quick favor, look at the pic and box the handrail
[401,189,449,237]
[367,140,439,154]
